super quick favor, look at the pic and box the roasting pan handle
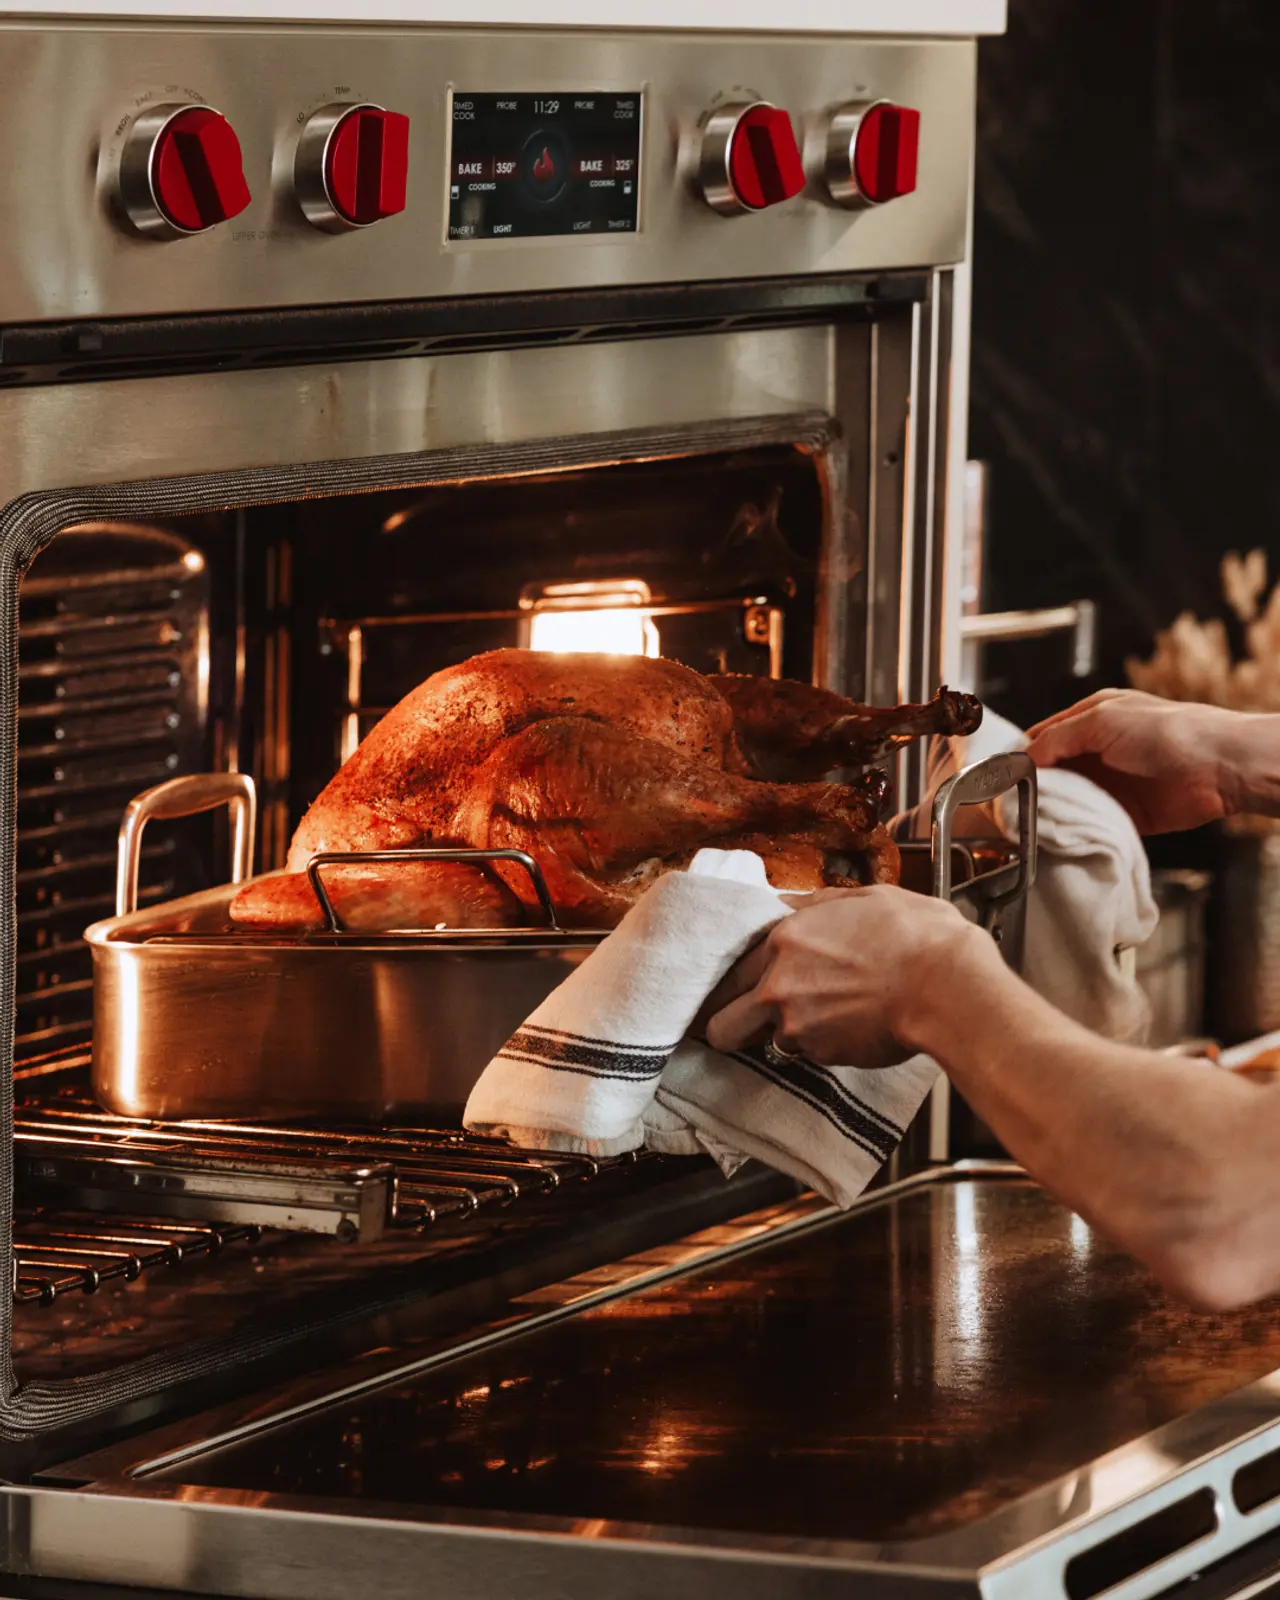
[931,751,1037,909]
[116,772,258,917]
[304,847,561,935]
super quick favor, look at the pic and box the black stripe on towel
[775,1051,907,1144]
[791,1057,906,1144]
[782,1053,907,1155]
[495,1050,665,1082]
[727,1048,904,1162]
[501,1028,672,1079]
[521,1024,675,1058]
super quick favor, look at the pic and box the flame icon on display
[533,146,556,182]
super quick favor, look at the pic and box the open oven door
[10,1163,1280,1600]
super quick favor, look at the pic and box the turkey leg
[712,675,983,779]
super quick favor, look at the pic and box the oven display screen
[447,93,641,242]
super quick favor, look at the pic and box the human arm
[706,886,1280,1310]
[1026,689,1280,833]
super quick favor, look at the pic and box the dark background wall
[969,0,1280,728]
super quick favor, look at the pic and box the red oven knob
[118,104,252,238]
[698,101,805,215]
[823,100,921,208]
[295,103,410,232]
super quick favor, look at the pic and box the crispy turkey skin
[229,651,980,931]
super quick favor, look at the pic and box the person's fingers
[1026,706,1107,768]
[695,941,770,1035]
[1027,686,1126,730]
[1025,688,1125,741]
[705,936,771,1011]
[705,986,777,1053]
[779,886,867,910]
[1026,746,1160,833]
[1024,705,1088,743]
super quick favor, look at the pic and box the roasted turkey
[230,650,981,932]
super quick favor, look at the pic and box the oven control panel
[0,28,976,322]
[447,93,641,242]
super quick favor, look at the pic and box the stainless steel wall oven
[1,18,1279,1600]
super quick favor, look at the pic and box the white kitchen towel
[645,1041,938,1207]
[900,708,1159,1043]
[463,848,938,1207]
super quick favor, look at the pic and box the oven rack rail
[13,1050,637,1304]
[16,524,210,1062]
[14,1212,265,1307]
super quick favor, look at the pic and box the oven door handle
[930,750,1037,910]
[304,846,562,935]
[959,599,1098,678]
[116,772,258,917]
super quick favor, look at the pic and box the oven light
[529,607,659,657]
[522,579,660,658]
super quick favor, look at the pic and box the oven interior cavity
[10,443,823,1336]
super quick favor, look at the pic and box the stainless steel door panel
[0,327,833,500]
[21,1171,1280,1600]
[0,25,974,322]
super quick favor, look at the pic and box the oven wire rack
[13,1048,637,1306]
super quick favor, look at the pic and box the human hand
[704,885,993,1068]
[1026,689,1251,835]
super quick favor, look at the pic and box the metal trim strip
[0,274,927,390]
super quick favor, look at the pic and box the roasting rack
[13,1047,640,1305]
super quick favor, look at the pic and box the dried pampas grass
[1127,549,1280,714]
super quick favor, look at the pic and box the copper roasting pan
[85,756,1035,1123]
